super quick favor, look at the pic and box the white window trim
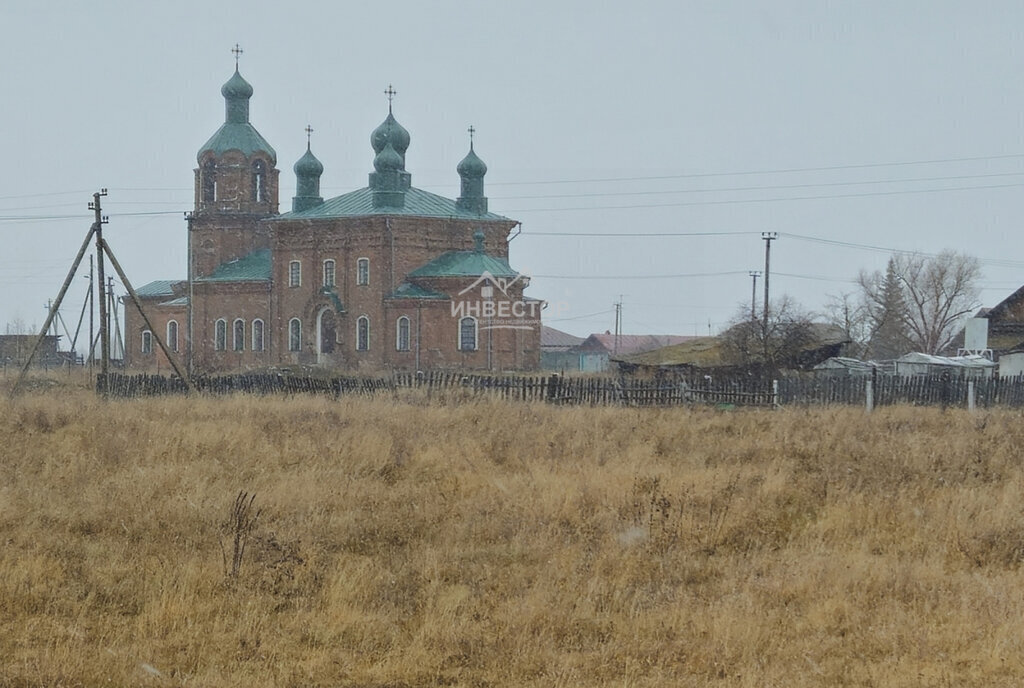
[289,260,301,287]
[458,316,478,352]
[214,318,227,351]
[323,259,336,288]
[166,320,178,353]
[356,257,370,286]
[141,330,153,355]
[288,318,302,352]
[356,315,370,351]
[396,316,411,352]
[252,318,265,352]
[232,318,245,352]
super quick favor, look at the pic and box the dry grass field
[3,374,1024,686]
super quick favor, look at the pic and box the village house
[125,61,540,374]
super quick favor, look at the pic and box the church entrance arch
[316,306,338,365]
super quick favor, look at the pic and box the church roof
[407,248,519,279]
[135,280,178,298]
[387,282,449,300]
[198,123,277,162]
[273,185,509,221]
[195,249,271,283]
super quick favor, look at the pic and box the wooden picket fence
[778,373,1024,409]
[96,371,1024,410]
[97,371,776,407]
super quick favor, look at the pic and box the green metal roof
[136,280,178,298]
[196,249,271,283]
[274,185,509,221]
[387,282,449,300]
[407,249,519,279]
[160,296,189,307]
[198,122,277,163]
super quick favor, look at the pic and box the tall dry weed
[2,387,1024,685]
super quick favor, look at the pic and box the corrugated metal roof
[387,282,448,300]
[159,296,189,307]
[578,333,695,356]
[895,352,996,368]
[407,250,519,279]
[541,325,585,350]
[195,249,271,283]
[274,185,510,221]
[136,280,178,298]
[198,123,277,162]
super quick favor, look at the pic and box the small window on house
[141,330,153,355]
[233,319,245,351]
[458,316,478,351]
[289,260,301,287]
[323,259,336,288]
[252,319,265,352]
[166,320,179,353]
[357,257,369,286]
[214,319,227,351]
[396,316,410,352]
[357,316,370,351]
[289,318,302,352]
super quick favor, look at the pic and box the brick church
[125,60,541,374]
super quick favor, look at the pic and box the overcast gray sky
[4,0,1024,343]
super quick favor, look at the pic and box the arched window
[396,316,410,351]
[289,318,302,352]
[141,330,153,355]
[214,319,227,351]
[201,159,216,203]
[252,319,265,352]
[357,257,369,286]
[233,319,245,351]
[289,260,301,287]
[166,320,178,353]
[323,259,336,288]
[458,316,477,351]
[252,160,267,202]
[357,316,370,351]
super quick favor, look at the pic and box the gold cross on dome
[468,125,476,146]
[305,125,313,148]
[232,44,243,68]
[384,84,396,112]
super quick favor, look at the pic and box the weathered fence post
[547,373,560,403]
[772,379,780,409]
[865,375,874,414]
[968,379,976,413]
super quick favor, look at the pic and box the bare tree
[720,295,816,369]
[823,291,871,358]
[857,257,912,359]
[857,251,981,356]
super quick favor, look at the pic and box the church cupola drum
[194,47,279,216]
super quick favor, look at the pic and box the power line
[485,153,1024,187]
[531,270,750,280]
[492,170,1024,201]
[780,233,1024,269]
[526,230,756,237]
[506,181,1024,213]
[0,210,183,223]
[546,308,615,323]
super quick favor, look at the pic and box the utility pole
[748,271,761,321]
[613,297,623,355]
[88,255,94,372]
[761,233,777,333]
[109,276,123,361]
[90,190,109,383]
